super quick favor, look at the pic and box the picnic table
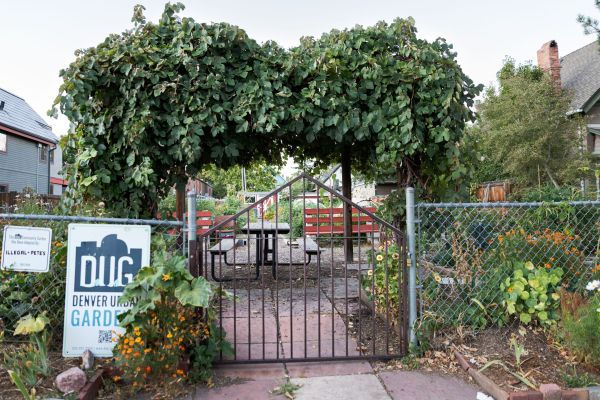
[243,222,290,278]
[208,221,321,281]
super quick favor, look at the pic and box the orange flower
[544,263,551,269]
[113,375,122,382]
[507,287,513,293]
[145,366,152,374]
[162,274,171,281]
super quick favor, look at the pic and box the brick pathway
[218,285,361,362]
[189,282,480,400]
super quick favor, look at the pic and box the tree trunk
[341,150,353,263]
[176,187,185,220]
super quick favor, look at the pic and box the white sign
[2,226,52,272]
[63,224,151,357]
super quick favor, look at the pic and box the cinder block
[562,388,589,400]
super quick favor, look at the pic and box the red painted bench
[170,210,214,235]
[303,207,379,235]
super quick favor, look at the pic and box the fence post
[187,190,197,251]
[405,187,417,346]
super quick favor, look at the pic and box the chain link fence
[0,213,184,344]
[416,201,600,330]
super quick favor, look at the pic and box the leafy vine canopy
[52,3,480,216]
[283,18,481,199]
[52,3,291,216]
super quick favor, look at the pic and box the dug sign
[63,224,151,357]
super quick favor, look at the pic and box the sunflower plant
[361,243,402,322]
[113,252,231,389]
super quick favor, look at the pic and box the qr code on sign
[98,330,113,344]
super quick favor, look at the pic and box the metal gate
[195,173,408,363]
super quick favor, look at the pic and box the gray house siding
[0,133,50,194]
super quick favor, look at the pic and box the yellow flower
[167,332,173,339]
[378,246,384,251]
[433,273,441,283]
[392,253,399,260]
[162,274,171,281]
[376,254,384,262]
[367,270,373,276]
[135,336,142,343]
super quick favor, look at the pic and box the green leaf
[126,152,135,166]
[174,277,213,307]
[519,313,532,324]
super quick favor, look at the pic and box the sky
[0,0,599,137]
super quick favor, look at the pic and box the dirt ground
[373,324,600,392]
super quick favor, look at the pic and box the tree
[472,59,589,190]
[197,164,280,198]
[284,18,480,231]
[578,1,600,36]
[51,3,289,217]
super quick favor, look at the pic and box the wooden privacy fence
[476,181,511,202]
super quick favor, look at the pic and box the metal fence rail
[0,213,184,343]
[415,200,600,330]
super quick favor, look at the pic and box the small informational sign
[63,224,151,357]
[1,226,52,272]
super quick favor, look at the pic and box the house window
[0,184,8,193]
[40,145,47,162]
[595,135,600,154]
[49,149,54,164]
[0,133,6,152]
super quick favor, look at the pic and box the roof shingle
[0,87,58,144]
[560,41,600,113]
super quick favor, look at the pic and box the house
[537,40,600,157]
[49,146,67,195]
[0,87,59,194]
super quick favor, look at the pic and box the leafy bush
[562,283,600,367]
[500,261,563,325]
[113,252,230,389]
[494,228,584,290]
[515,184,584,202]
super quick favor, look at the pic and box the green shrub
[562,292,600,367]
[515,184,584,202]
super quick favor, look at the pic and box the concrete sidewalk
[190,361,480,400]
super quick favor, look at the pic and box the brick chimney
[537,40,561,89]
